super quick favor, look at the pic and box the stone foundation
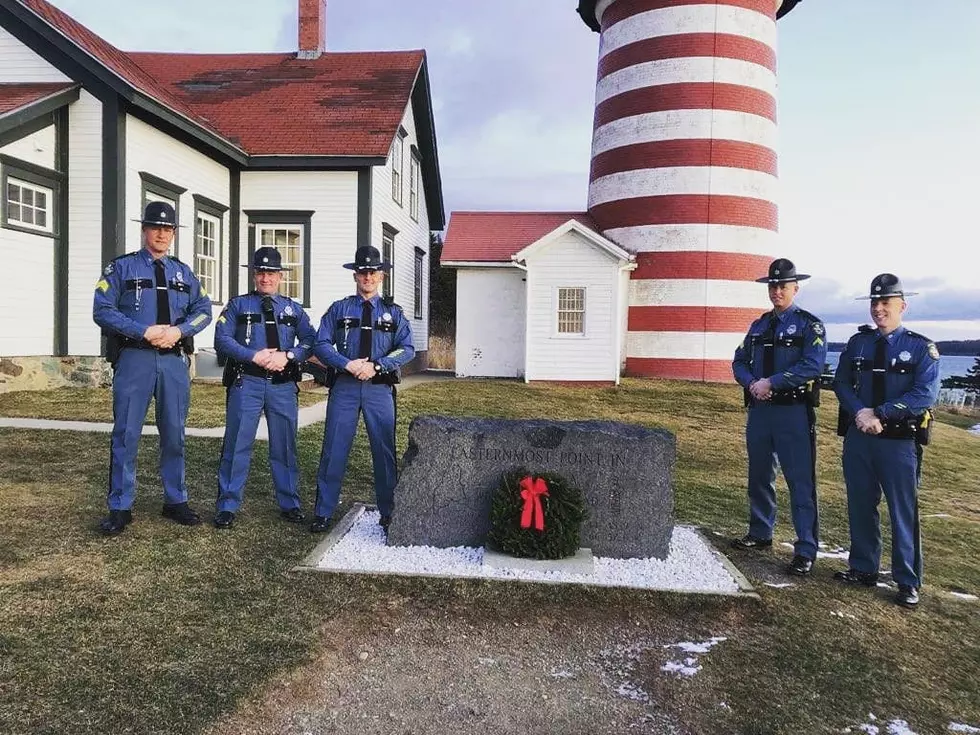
[0,356,114,393]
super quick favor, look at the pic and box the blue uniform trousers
[108,348,189,510]
[314,375,395,519]
[217,376,301,513]
[842,427,921,587]
[745,402,819,559]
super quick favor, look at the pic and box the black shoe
[895,585,919,608]
[833,568,879,587]
[379,515,391,531]
[98,509,132,536]
[787,555,814,577]
[310,516,331,533]
[280,507,306,524]
[161,502,201,526]
[214,511,235,529]
[730,534,773,550]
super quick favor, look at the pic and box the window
[381,223,398,300]
[258,226,304,301]
[557,287,586,335]
[409,150,421,221]
[391,128,406,205]
[139,172,186,256]
[244,210,313,307]
[1,154,63,237]
[413,247,425,319]
[192,194,228,303]
[5,177,52,233]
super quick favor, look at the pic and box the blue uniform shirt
[833,325,940,420]
[732,304,827,391]
[214,292,316,363]
[314,294,415,374]
[93,250,212,339]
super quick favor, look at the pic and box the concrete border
[293,505,760,599]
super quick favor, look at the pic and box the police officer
[310,245,415,533]
[93,201,213,535]
[833,274,940,608]
[212,247,317,529]
[731,258,827,576]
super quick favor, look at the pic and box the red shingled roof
[18,0,424,157]
[0,82,74,115]
[129,51,423,157]
[442,212,601,263]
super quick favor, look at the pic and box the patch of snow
[550,668,576,680]
[967,423,980,436]
[616,682,649,702]
[665,637,727,655]
[661,637,726,678]
[314,511,742,594]
[847,716,919,735]
[949,592,978,601]
[661,660,700,677]
[923,513,952,519]
[781,541,847,559]
[765,582,795,589]
[831,611,857,620]
[949,724,980,733]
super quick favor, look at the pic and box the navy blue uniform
[214,293,317,514]
[833,326,940,588]
[312,295,415,520]
[732,304,828,559]
[93,249,212,510]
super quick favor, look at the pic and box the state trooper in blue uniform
[310,245,415,533]
[833,274,940,608]
[93,201,213,535]
[732,258,828,576]
[212,247,317,529]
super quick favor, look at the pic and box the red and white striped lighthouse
[578,0,802,381]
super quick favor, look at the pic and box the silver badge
[899,350,912,362]
[382,312,392,322]
[787,324,797,335]
[175,270,183,283]
[284,305,293,316]
[103,262,114,276]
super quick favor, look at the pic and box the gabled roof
[0,82,80,139]
[129,50,424,158]
[442,212,602,264]
[513,218,633,264]
[0,82,74,116]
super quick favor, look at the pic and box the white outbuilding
[442,212,635,383]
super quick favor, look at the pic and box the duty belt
[118,337,184,356]
[878,418,918,440]
[240,362,298,384]
[767,385,810,405]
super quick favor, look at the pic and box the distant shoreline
[827,339,979,356]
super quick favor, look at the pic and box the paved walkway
[0,371,455,440]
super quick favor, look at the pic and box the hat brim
[344,262,392,272]
[856,291,917,300]
[241,265,290,272]
[133,218,185,228]
[756,274,810,283]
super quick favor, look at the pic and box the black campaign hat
[857,273,917,300]
[343,245,391,272]
[243,246,289,272]
[134,200,181,227]
[755,258,810,284]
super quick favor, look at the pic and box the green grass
[933,406,980,431]
[0,383,325,428]
[0,378,978,734]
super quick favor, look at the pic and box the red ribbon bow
[519,476,549,532]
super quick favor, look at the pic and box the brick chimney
[297,0,326,59]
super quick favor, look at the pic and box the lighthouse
[577,0,803,381]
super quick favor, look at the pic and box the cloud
[802,277,980,326]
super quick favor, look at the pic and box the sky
[44,0,980,343]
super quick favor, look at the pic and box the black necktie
[872,337,887,408]
[261,296,280,350]
[154,260,170,325]
[358,300,373,359]
[762,313,778,376]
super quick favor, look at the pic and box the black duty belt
[767,386,810,405]
[878,418,918,440]
[119,337,184,356]
[240,362,298,384]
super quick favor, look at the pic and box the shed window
[557,287,585,334]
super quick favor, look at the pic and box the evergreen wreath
[486,468,587,560]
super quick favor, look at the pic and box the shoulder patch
[103,262,114,276]
[811,322,824,336]
[927,343,940,360]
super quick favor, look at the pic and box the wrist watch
[285,350,296,362]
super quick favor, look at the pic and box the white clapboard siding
[455,268,526,378]
[240,171,359,329]
[126,115,231,350]
[66,90,103,356]
[0,125,56,168]
[372,98,431,353]
[524,230,622,382]
[0,26,70,83]
[0,228,54,355]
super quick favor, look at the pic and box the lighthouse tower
[577,0,802,381]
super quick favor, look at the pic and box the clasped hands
[345,358,377,381]
[252,348,289,372]
[749,378,773,401]
[143,324,183,350]
[854,407,883,435]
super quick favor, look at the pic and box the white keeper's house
[0,0,443,392]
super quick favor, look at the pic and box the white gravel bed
[312,508,743,594]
